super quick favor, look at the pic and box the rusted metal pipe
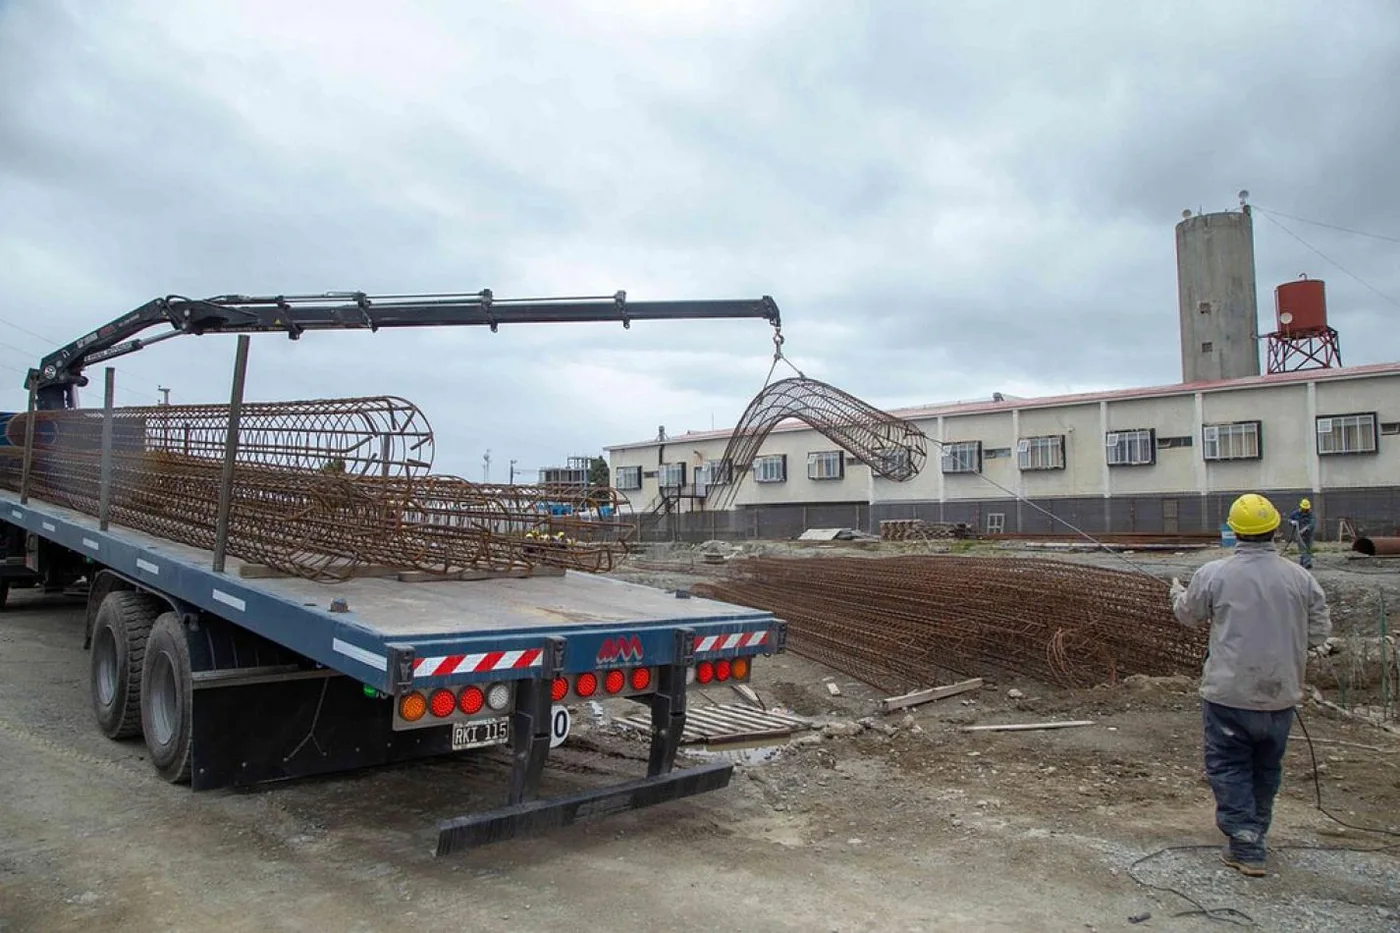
[1354,536,1400,557]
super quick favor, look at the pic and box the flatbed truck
[0,287,789,853]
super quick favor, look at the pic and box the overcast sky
[2,0,1397,480]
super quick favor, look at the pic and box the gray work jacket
[1171,542,1331,711]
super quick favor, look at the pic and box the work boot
[1220,849,1267,877]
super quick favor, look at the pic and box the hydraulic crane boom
[27,289,782,410]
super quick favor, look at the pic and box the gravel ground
[2,564,1398,932]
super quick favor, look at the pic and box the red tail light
[575,672,598,697]
[715,659,732,682]
[604,670,625,694]
[551,676,568,702]
[430,688,456,718]
[458,685,485,715]
[630,667,652,691]
[696,661,715,684]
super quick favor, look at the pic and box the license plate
[452,717,510,750]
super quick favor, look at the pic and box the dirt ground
[2,545,1399,933]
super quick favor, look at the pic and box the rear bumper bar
[434,760,734,855]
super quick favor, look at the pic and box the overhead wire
[1254,209,1400,310]
[0,318,155,404]
[1251,205,1400,245]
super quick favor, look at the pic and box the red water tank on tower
[1275,276,1328,335]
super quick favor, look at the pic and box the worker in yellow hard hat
[1167,493,1331,877]
[1287,498,1315,569]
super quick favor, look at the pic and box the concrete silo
[1175,206,1261,383]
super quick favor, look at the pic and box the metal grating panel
[617,704,812,744]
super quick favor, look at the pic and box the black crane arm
[28,289,782,410]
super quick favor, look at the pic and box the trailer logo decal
[695,631,768,653]
[597,636,644,665]
[10,509,22,520]
[82,538,100,552]
[42,522,56,532]
[135,558,160,576]
[413,648,544,679]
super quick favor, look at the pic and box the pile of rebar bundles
[692,556,1207,691]
[0,397,634,583]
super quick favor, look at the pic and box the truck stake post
[98,367,116,530]
[212,335,251,573]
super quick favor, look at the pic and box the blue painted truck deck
[0,488,779,692]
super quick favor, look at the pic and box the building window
[658,462,686,488]
[1201,341,1213,353]
[1202,421,1261,461]
[1317,413,1378,455]
[614,466,642,490]
[941,441,982,474]
[1382,421,1400,436]
[876,448,911,475]
[1106,429,1156,466]
[702,460,733,486]
[753,454,787,483]
[1017,435,1065,471]
[986,512,1005,534]
[807,450,844,480]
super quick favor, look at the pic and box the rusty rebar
[0,397,633,582]
[707,377,927,508]
[692,555,1206,692]
[6,396,435,477]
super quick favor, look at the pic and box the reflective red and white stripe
[696,631,768,653]
[414,649,543,679]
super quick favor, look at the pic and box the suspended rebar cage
[0,397,633,583]
[692,555,1207,693]
[5,396,435,477]
[709,377,927,509]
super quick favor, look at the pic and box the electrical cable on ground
[1126,710,1399,926]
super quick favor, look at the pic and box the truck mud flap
[435,760,734,856]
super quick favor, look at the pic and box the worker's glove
[1169,576,1186,601]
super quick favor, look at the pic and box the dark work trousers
[1202,700,1295,863]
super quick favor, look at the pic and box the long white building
[606,362,1400,541]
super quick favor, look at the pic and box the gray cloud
[2,0,1397,479]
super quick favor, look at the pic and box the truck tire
[90,591,162,739]
[140,612,193,783]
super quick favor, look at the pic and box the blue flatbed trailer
[0,487,786,853]
[2,284,791,852]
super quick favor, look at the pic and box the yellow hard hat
[1228,493,1281,536]
[1300,498,1311,510]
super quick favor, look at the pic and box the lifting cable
[762,325,805,387]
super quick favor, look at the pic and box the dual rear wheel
[88,592,193,783]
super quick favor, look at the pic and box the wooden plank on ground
[880,678,983,714]
[960,720,1095,733]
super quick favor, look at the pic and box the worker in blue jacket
[1288,498,1315,569]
